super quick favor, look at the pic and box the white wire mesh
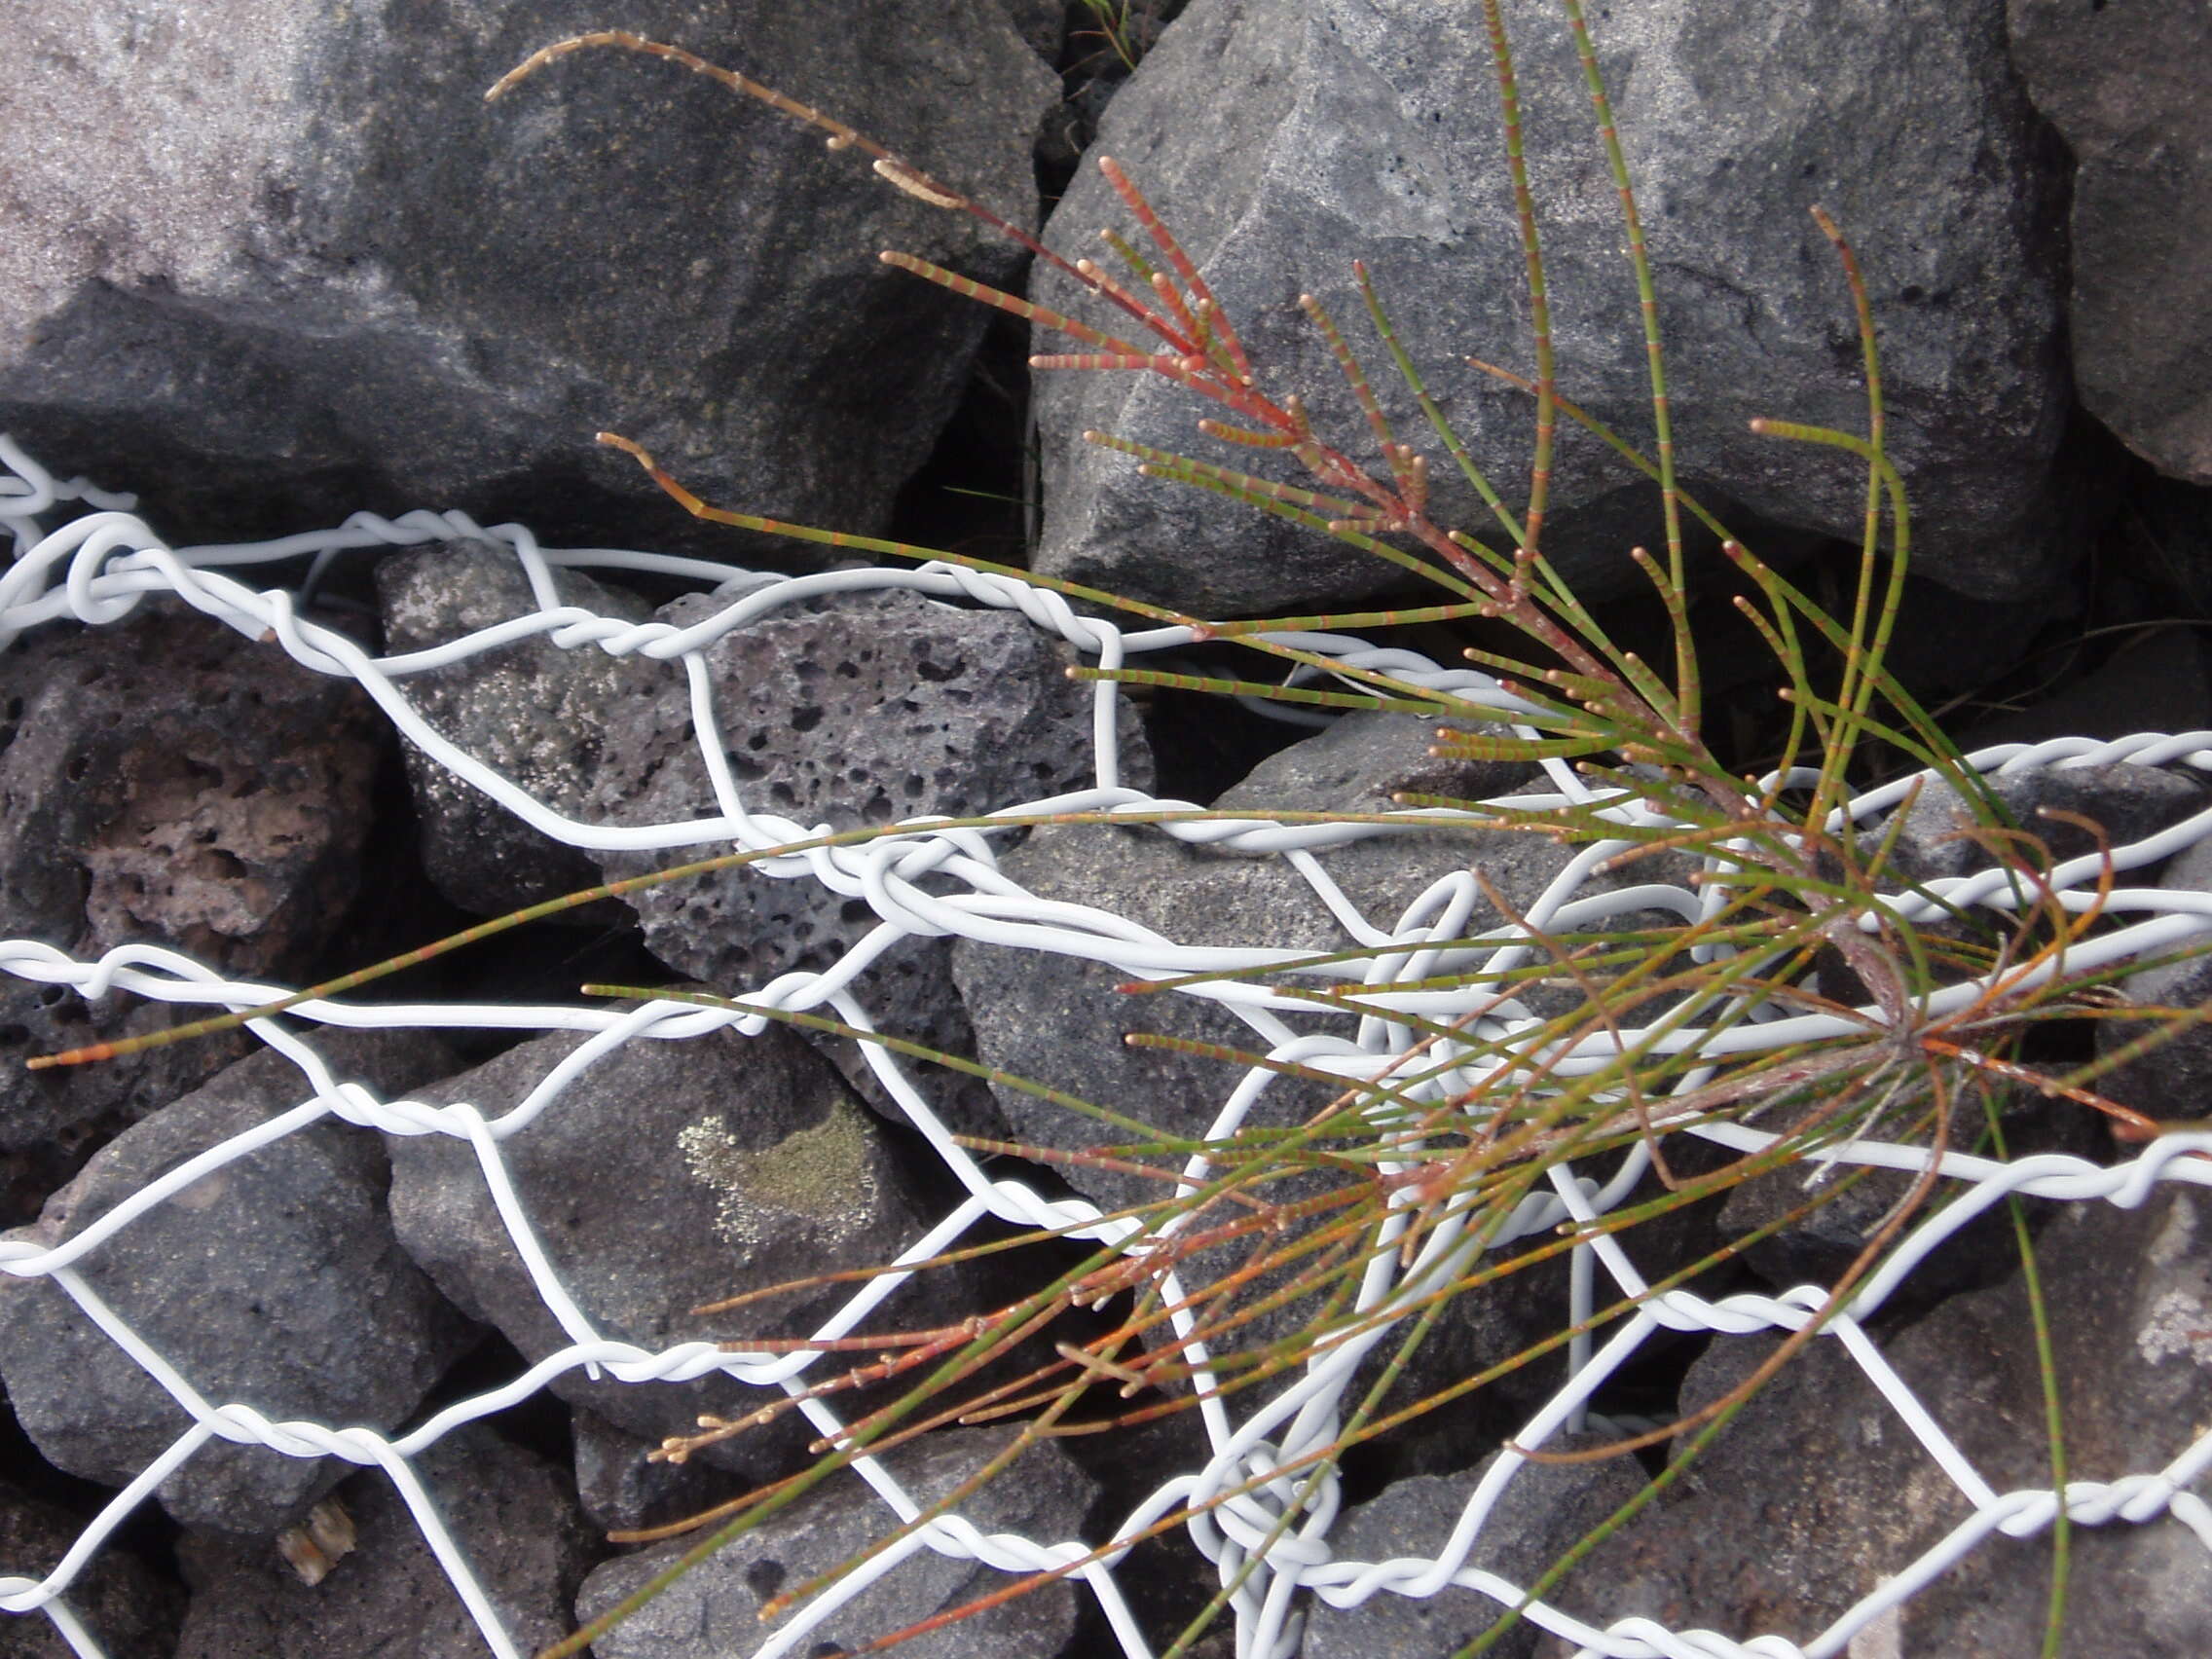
[1,432,2210,1659]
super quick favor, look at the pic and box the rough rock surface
[1567,1182,2212,1654]
[948,754,1668,1218]
[951,736,1729,1454]
[0,601,382,1222]
[1303,1439,1649,1659]
[586,586,1150,1133]
[1212,708,1530,815]
[1887,759,2210,882]
[0,1029,469,1533]
[2009,0,2212,485]
[2097,830,2212,1123]
[1713,1088,2101,1316]
[374,537,661,917]
[386,1018,977,1485]
[0,2,1057,547]
[0,1475,184,1659]
[1032,0,2068,616]
[574,1426,1095,1659]
[570,1404,746,1538]
[172,1426,597,1659]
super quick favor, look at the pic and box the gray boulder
[950,740,1726,1452]
[575,1425,1095,1659]
[0,2,1056,548]
[2009,0,2212,485]
[1568,1180,2212,1655]
[1032,0,2068,616]
[586,586,1150,1133]
[0,1028,470,1533]
[1213,708,1530,815]
[173,1425,598,1659]
[947,764,1672,1218]
[386,1018,981,1487]
[1882,758,2210,886]
[1303,1439,1648,1659]
[571,1404,747,1538]
[2096,831,2212,1124]
[0,1475,184,1659]
[374,537,661,918]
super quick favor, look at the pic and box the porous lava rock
[585,585,1149,1133]
[0,600,382,1221]
[373,536,661,918]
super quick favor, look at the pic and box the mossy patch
[677,1097,880,1250]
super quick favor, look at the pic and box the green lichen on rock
[676,1096,880,1250]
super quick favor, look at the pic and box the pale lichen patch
[678,1098,880,1250]
[2137,1286,2212,1369]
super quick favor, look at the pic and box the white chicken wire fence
[1,432,2210,1659]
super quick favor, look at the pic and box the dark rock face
[574,1425,1095,1659]
[0,3,1056,547]
[0,601,383,1220]
[1885,760,2211,885]
[570,1404,746,1537]
[2098,831,2212,1122]
[1212,708,1530,816]
[172,1426,598,1659]
[586,586,1150,1132]
[374,537,662,917]
[2009,0,2212,485]
[1567,1182,2212,1656]
[1032,0,2068,616]
[0,1475,184,1659]
[0,601,378,972]
[385,1018,974,1486]
[0,1029,470,1533]
[1303,1440,1648,1659]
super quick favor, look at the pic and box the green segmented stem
[31,803,1505,1070]
[1560,0,1693,733]
[1477,0,1557,554]
[1194,417,1302,450]
[1356,262,1526,553]
[879,252,1150,357]
[1299,290,1408,496]
[1198,601,1492,637]
[1086,429,1365,516]
[1069,665,1469,716]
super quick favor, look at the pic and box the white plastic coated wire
[2,433,2212,1659]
